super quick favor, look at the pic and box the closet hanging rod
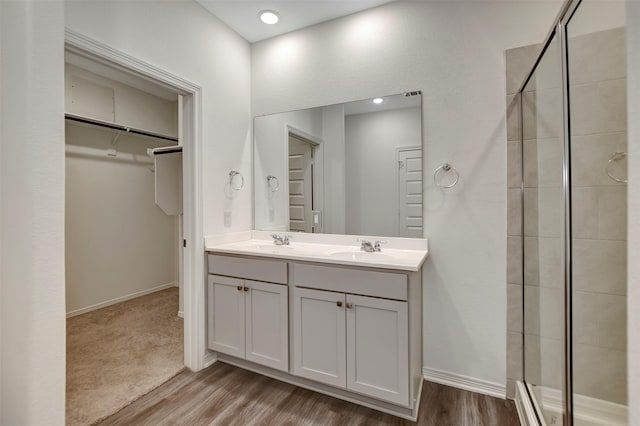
[65,113,179,143]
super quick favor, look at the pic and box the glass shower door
[566,1,628,424]
[522,32,567,425]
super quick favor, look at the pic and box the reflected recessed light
[259,10,279,25]
[372,98,384,104]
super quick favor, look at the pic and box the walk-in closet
[64,52,185,425]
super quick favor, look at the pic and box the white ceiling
[195,0,398,43]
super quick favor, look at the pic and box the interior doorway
[63,29,204,425]
[287,130,321,233]
[396,146,423,238]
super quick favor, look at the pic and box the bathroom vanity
[205,232,428,420]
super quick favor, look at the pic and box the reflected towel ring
[433,163,459,189]
[267,175,280,192]
[606,152,628,183]
[229,170,244,191]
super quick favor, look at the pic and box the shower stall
[517,0,628,425]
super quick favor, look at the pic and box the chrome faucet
[271,234,290,246]
[360,240,382,252]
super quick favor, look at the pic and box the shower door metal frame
[516,0,585,424]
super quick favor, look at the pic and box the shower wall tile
[522,139,537,187]
[570,79,627,136]
[507,283,523,331]
[507,331,523,379]
[534,88,564,140]
[525,335,563,390]
[506,380,516,399]
[568,28,626,86]
[507,142,522,188]
[574,290,627,351]
[537,237,562,288]
[598,186,627,240]
[523,236,539,286]
[506,94,520,142]
[573,187,627,240]
[507,188,522,237]
[506,44,541,95]
[524,285,563,340]
[523,138,563,189]
[507,237,523,285]
[573,238,627,295]
[524,187,561,238]
[523,189,538,237]
[573,344,627,404]
[522,91,537,140]
[505,43,539,398]
[572,187,599,239]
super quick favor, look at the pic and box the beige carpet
[66,287,184,426]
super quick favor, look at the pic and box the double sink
[207,236,428,272]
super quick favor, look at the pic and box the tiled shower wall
[504,27,627,404]
[505,43,540,399]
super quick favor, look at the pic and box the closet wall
[65,65,180,316]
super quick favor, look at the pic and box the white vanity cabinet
[206,248,425,421]
[207,255,289,372]
[292,263,412,406]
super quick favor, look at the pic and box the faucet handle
[283,235,291,245]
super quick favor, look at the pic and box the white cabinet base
[214,354,423,422]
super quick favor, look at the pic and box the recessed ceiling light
[259,10,279,25]
[372,98,384,104]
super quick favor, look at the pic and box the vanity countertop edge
[204,231,429,272]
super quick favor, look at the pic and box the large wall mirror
[254,92,423,238]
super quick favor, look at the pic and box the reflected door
[397,147,423,238]
[289,134,313,232]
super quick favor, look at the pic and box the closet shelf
[65,113,179,143]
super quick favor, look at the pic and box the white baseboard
[177,310,184,318]
[203,351,217,369]
[423,367,505,399]
[66,282,178,318]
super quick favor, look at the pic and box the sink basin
[328,251,394,261]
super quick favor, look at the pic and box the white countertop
[205,231,429,272]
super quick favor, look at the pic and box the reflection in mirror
[254,92,423,238]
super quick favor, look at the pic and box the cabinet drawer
[208,254,288,284]
[292,263,407,301]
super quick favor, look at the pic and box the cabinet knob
[336,301,342,307]
[236,285,243,291]
[244,286,250,292]
[346,303,353,309]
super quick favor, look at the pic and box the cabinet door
[293,287,346,388]
[346,294,409,406]
[207,275,245,358]
[245,280,288,371]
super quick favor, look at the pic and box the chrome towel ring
[433,163,459,189]
[606,152,628,184]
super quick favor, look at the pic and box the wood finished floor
[99,362,520,425]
